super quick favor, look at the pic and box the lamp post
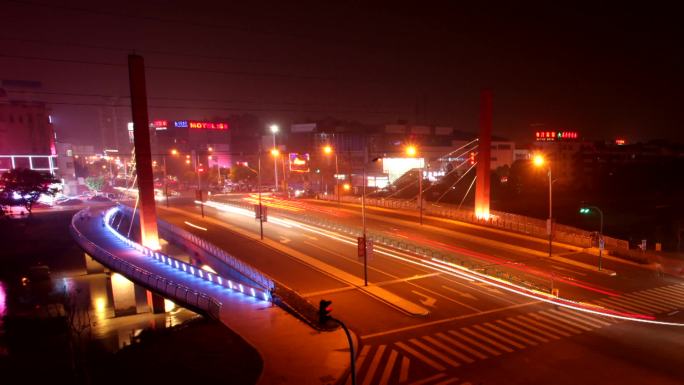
[324,145,340,206]
[406,145,423,225]
[270,124,279,192]
[580,205,604,271]
[533,154,553,258]
[258,149,264,240]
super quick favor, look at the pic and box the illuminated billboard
[188,121,229,130]
[382,157,424,183]
[150,120,168,130]
[535,131,578,141]
[289,153,310,173]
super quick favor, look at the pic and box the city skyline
[1,1,682,145]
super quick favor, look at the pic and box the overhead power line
[42,100,398,115]
[0,53,393,85]
[8,89,401,113]
[0,36,270,64]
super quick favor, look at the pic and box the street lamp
[579,205,604,271]
[406,145,423,225]
[533,154,554,259]
[269,124,279,192]
[323,145,340,205]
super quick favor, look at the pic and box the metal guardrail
[216,199,551,293]
[70,210,222,319]
[317,195,605,249]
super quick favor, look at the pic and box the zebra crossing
[592,283,684,316]
[357,307,617,384]
[356,283,684,384]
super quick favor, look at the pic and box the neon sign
[535,131,578,141]
[151,120,168,130]
[188,121,229,130]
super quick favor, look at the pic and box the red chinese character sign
[534,130,578,141]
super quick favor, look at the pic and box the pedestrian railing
[117,204,275,292]
[70,210,223,319]
[114,204,328,329]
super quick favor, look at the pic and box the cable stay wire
[437,139,479,161]
[457,173,477,210]
[435,161,477,203]
[376,145,477,200]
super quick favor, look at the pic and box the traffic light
[319,299,332,323]
[579,207,591,214]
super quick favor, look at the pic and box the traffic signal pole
[332,317,356,385]
[319,299,356,385]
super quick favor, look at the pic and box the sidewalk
[73,206,353,385]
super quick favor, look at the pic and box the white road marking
[472,324,526,349]
[362,345,386,385]
[395,341,446,371]
[423,335,474,363]
[441,285,478,300]
[412,291,437,308]
[183,221,208,231]
[462,326,514,353]
[378,349,399,385]
[449,330,501,356]
[436,332,488,360]
[409,338,461,367]
[399,356,410,383]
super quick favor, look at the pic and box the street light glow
[170,148,179,156]
[343,183,351,191]
[270,124,279,134]
[533,154,545,167]
[323,145,333,155]
[270,148,280,156]
[405,145,417,157]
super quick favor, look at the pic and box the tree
[85,176,105,192]
[0,168,60,214]
[230,165,256,183]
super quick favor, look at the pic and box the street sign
[357,237,373,262]
[599,238,605,250]
[357,237,365,259]
[640,239,647,251]
[254,204,268,222]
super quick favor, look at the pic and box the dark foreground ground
[0,208,262,385]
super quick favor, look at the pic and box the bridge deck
[72,206,351,385]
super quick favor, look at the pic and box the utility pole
[162,155,168,207]
[547,167,553,259]
[258,147,264,240]
[362,166,368,287]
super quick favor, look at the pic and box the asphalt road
[155,196,684,385]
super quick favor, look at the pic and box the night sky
[1,1,682,145]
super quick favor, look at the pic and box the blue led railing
[103,207,271,303]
